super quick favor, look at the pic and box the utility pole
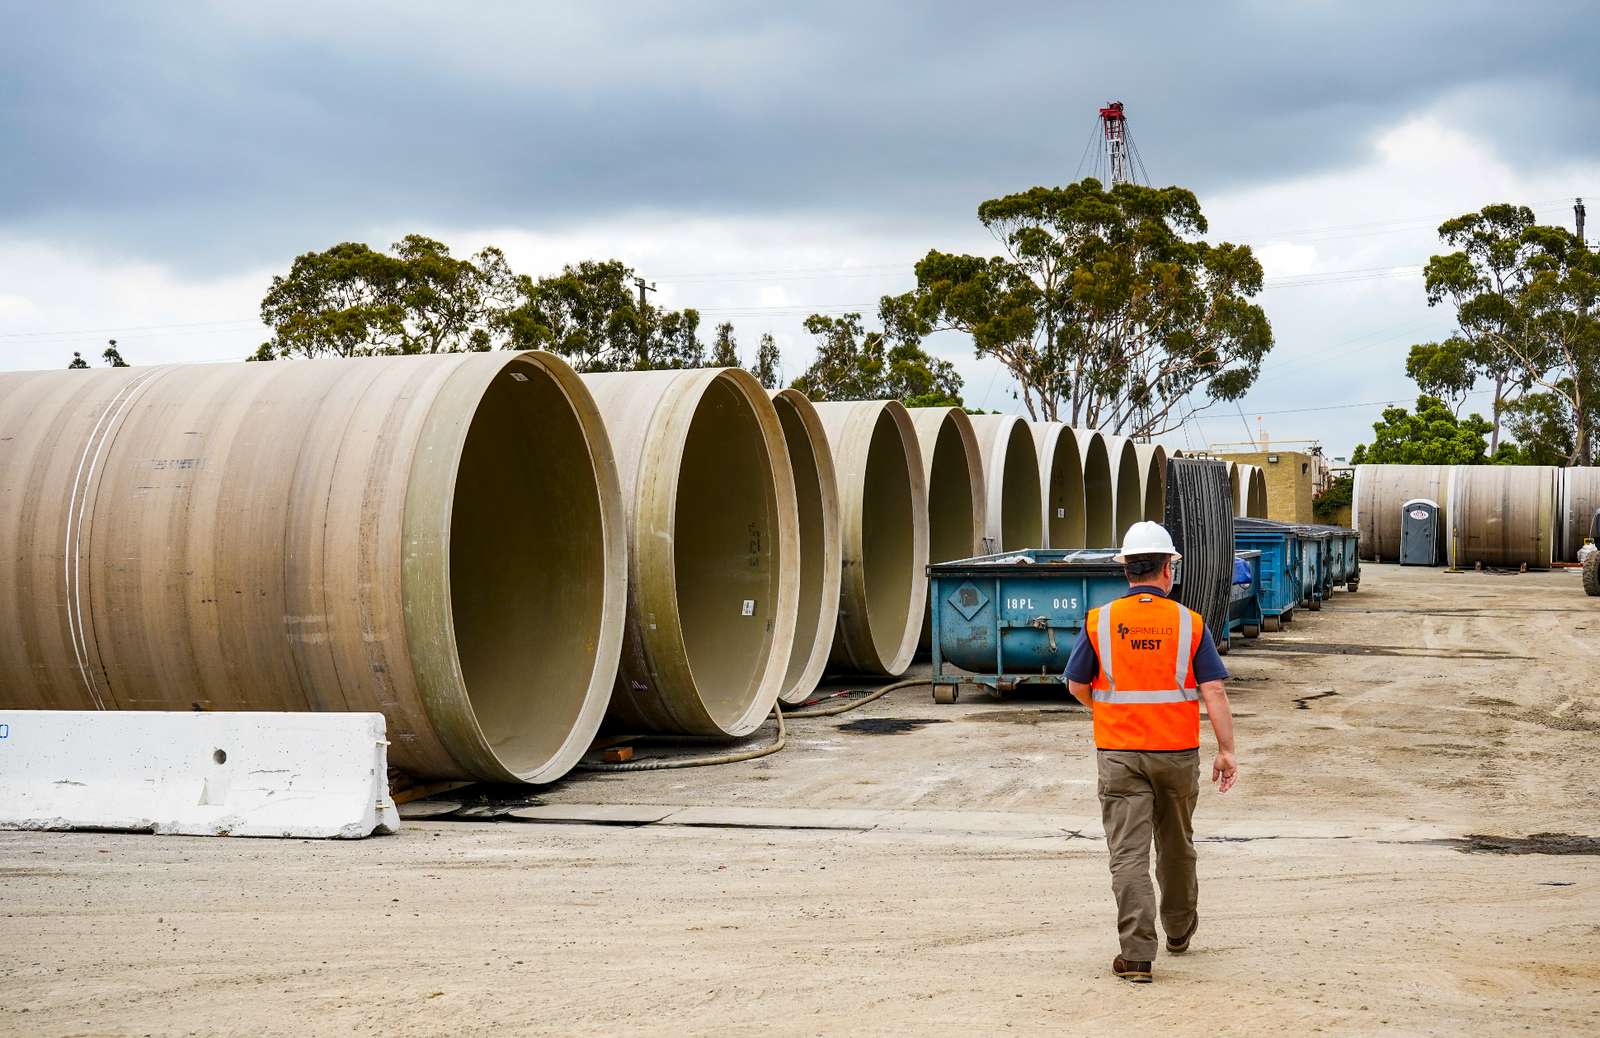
[633,275,657,369]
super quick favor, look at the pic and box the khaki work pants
[1096,748,1200,961]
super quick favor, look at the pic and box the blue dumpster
[1228,551,1263,643]
[927,549,1137,701]
[1233,521,1300,629]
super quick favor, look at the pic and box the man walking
[1065,521,1238,983]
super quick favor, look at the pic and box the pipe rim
[772,389,843,706]
[403,350,627,784]
[1075,429,1114,548]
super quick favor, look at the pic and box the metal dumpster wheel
[1346,580,1360,593]
[1262,615,1281,632]
[1309,597,1322,611]
[933,684,959,704]
[1243,623,1261,639]
[1217,636,1231,656]
[1282,609,1294,625]
[1584,553,1600,596]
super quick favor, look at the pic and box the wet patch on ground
[963,708,1087,725]
[836,717,951,736]
[1293,689,1340,710]
[1450,833,1600,856]
[1253,642,1530,661]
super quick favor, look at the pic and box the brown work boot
[1167,916,1199,955]
[1112,956,1152,983]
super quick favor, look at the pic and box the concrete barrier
[0,711,398,838]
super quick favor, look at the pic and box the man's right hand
[1212,750,1238,793]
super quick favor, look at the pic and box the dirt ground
[2,564,1598,1036]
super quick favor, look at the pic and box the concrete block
[0,711,398,839]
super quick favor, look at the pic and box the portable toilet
[1399,498,1442,566]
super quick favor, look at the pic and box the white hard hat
[1113,521,1181,563]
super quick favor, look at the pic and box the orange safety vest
[1085,593,1202,751]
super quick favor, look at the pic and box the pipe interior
[1113,447,1142,542]
[862,410,916,667]
[449,359,606,777]
[674,378,779,729]
[1046,436,1086,548]
[999,423,1043,550]
[773,396,826,694]
[929,418,976,563]
[1082,444,1114,548]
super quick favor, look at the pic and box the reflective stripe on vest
[1087,594,1202,751]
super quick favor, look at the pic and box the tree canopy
[1350,395,1493,465]
[1410,204,1599,463]
[252,238,708,371]
[791,310,964,407]
[882,178,1271,433]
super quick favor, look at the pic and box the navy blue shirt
[1064,585,1229,686]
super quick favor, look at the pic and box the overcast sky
[5,1,1600,455]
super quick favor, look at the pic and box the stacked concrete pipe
[1076,429,1115,548]
[0,352,627,784]
[1133,443,1168,524]
[1032,423,1086,548]
[583,368,799,735]
[1102,434,1144,543]
[1445,464,1559,570]
[1248,467,1268,519]
[1352,464,1454,561]
[909,407,985,651]
[813,400,929,676]
[1227,462,1242,518]
[969,415,1043,553]
[770,389,843,705]
[1559,467,1600,561]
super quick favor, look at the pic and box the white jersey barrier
[0,711,398,839]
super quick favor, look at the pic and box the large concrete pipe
[1352,464,1454,561]
[770,390,843,705]
[583,368,799,736]
[1076,429,1115,547]
[1227,462,1242,517]
[1560,467,1600,561]
[1133,443,1168,524]
[813,400,929,676]
[1446,464,1558,570]
[909,407,984,652]
[1248,467,1268,519]
[0,353,627,784]
[1031,423,1086,548]
[1103,434,1144,543]
[969,415,1043,552]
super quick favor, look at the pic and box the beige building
[1218,450,1317,523]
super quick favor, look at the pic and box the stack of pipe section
[1560,467,1600,562]
[1353,464,1454,561]
[0,353,628,783]
[814,400,929,675]
[1032,422,1086,548]
[1103,434,1144,544]
[769,390,843,705]
[1076,430,1115,548]
[1133,444,1168,524]
[1445,465,1558,570]
[580,368,799,736]
[909,407,985,650]
[969,415,1043,553]
[1164,458,1235,648]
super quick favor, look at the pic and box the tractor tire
[1585,552,1600,597]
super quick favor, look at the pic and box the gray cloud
[4,0,1599,270]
